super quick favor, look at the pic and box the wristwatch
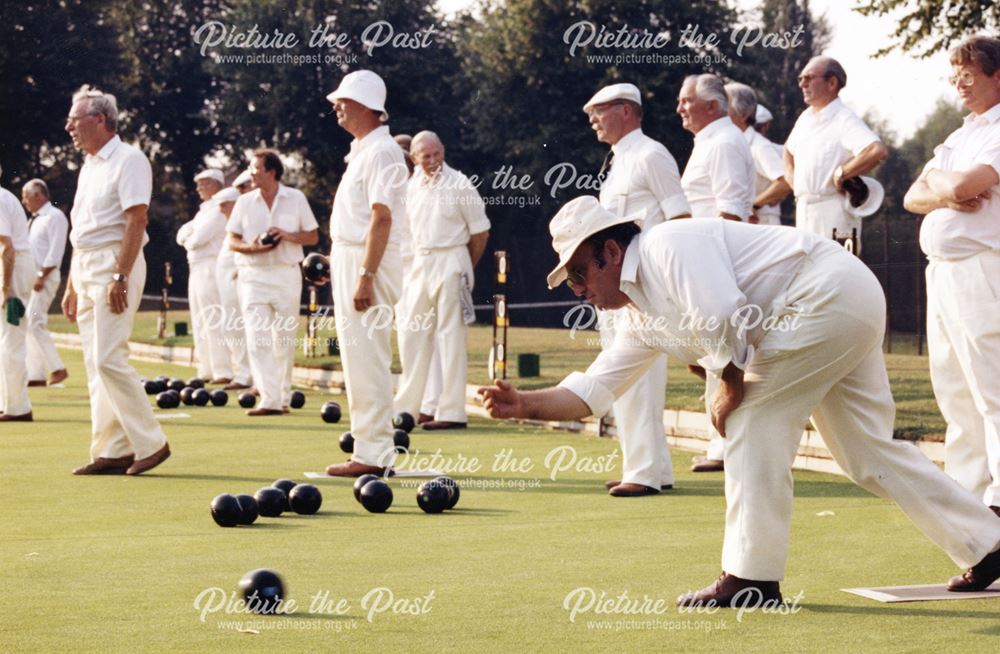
[112,273,128,283]
[358,267,376,279]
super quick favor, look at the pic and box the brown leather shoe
[49,369,69,385]
[247,408,284,416]
[417,413,435,424]
[604,480,673,491]
[421,420,467,431]
[990,506,1000,519]
[0,412,33,422]
[27,379,47,387]
[73,455,135,475]
[126,443,171,475]
[210,378,232,385]
[224,381,252,390]
[325,460,390,477]
[677,572,782,608]
[691,456,725,473]
[608,483,661,497]
[947,547,1000,592]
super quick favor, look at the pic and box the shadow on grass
[149,473,278,483]
[805,602,1000,619]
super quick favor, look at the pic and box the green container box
[517,353,540,377]
[174,321,188,337]
[328,338,340,356]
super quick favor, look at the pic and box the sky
[436,0,961,144]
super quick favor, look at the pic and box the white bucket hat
[326,70,389,122]
[583,83,642,113]
[194,169,225,185]
[214,187,240,204]
[547,196,642,289]
[232,169,252,188]
[843,176,885,218]
[755,104,773,124]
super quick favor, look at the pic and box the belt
[415,244,465,256]
[797,192,839,204]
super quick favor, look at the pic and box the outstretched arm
[477,380,591,421]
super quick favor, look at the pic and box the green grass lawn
[46,309,947,436]
[1,350,996,652]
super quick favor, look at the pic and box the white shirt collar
[93,134,122,161]
[39,201,54,215]
[345,125,391,163]
[611,128,644,155]
[694,116,733,142]
[808,97,843,122]
[416,162,452,185]
[965,101,1000,127]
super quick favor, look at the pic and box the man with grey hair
[582,81,691,496]
[394,130,490,431]
[62,84,170,474]
[676,73,755,472]
[785,56,888,239]
[725,82,791,226]
[0,162,35,421]
[20,178,69,386]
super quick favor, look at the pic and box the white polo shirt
[599,128,690,226]
[0,187,31,251]
[407,163,490,250]
[744,127,786,223]
[28,201,68,269]
[227,184,319,267]
[785,97,880,197]
[177,198,227,263]
[557,220,835,416]
[330,125,409,247]
[680,116,755,220]
[69,135,152,250]
[919,103,1000,261]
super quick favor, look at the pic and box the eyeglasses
[586,102,625,119]
[797,73,830,84]
[565,264,588,290]
[948,70,976,88]
[65,112,98,124]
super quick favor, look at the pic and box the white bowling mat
[842,583,1000,602]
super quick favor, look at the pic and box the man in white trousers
[61,85,170,474]
[904,36,1000,518]
[212,186,252,390]
[785,56,888,240]
[323,70,409,477]
[583,83,691,496]
[20,178,69,386]
[228,149,318,415]
[677,73,756,473]
[177,169,231,384]
[0,165,35,422]
[479,196,1000,606]
[725,83,791,226]
[394,131,490,432]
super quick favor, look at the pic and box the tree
[855,0,1000,57]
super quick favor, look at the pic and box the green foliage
[855,0,1000,57]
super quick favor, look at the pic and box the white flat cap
[326,70,388,122]
[843,177,885,218]
[547,196,642,289]
[583,83,641,112]
[194,169,225,185]
[755,104,773,124]
[232,169,252,188]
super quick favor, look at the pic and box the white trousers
[600,308,673,488]
[795,194,859,240]
[72,246,166,460]
[188,258,232,380]
[25,269,65,380]
[720,243,1000,580]
[927,250,1000,507]
[704,374,726,461]
[0,251,35,415]
[395,249,469,423]
[332,243,402,466]
[237,264,300,410]
[214,259,252,386]
[419,346,443,416]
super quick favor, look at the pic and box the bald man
[394,131,490,430]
